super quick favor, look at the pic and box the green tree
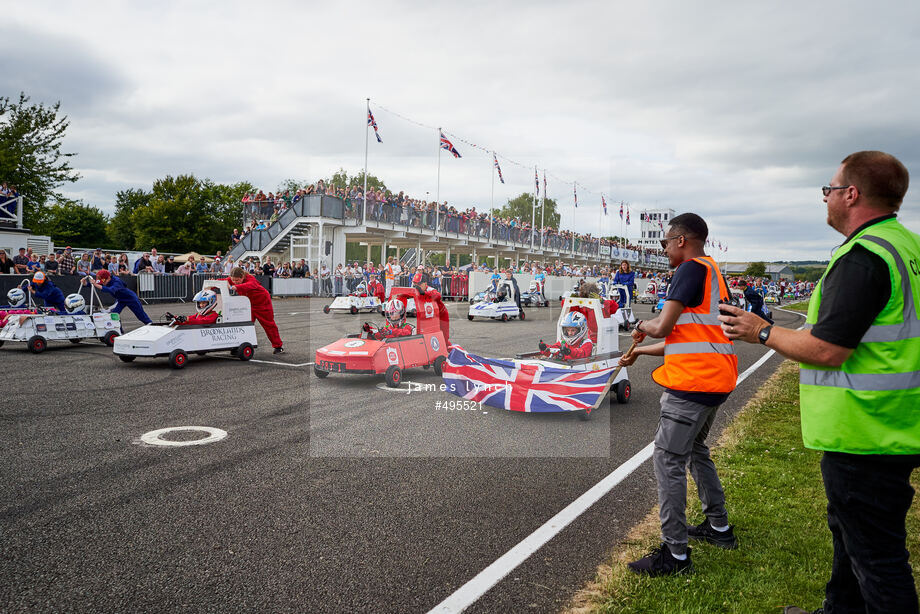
[131,175,253,254]
[107,188,150,250]
[41,199,110,247]
[0,93,80,228]
[745,261,767,277]
[324,168,387,193]
[496,193,560,230]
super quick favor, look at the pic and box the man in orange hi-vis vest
[384,256,401,298]
[618,212,739,577]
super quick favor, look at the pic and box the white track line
[427,309,807,614]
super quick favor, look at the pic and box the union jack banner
[440,131,461,158]
[618,201,622,219]
[543,172,546,198]
[602,195,608,216]
[493,153,505,184]
[574,184,578,208]
[658,219,664,231]
[367,109,382,143]
[626,206,630,225]
[535,169,539,197]
[442,346,616,413]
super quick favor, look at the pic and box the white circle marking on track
[139,426,228,447]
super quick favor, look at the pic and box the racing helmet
[192,289,218,316]
[384,298,406,326]
[496,285,507,301]
[64,293,86,314]
[32,271,46,285]
[560,311,588,346]
[7,287,26,307]
[529,281,538,292]
[355,280,367,294]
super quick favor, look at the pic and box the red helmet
[96,269,111,282]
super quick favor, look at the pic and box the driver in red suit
[538,311,594,360]
[366,274,386,302]
[363,298,414,340]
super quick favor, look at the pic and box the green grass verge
[782,300,810,313]
[569,361,920,614]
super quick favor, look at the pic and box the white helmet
[384,298,406,326]
[64,293,86,314]
[7,288,26,307]
[192,289,218,316]
[561,311,588,346]
[355,281,367,294]
[529,281,538,292]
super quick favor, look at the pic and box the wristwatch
[635,320,644,333]
[758,325,773,345]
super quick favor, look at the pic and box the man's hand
[618,351,639,367]
[631,327,646,343]
[539,340,548,352]
[718,304,767,344]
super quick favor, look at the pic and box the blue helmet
[560,311,588,346]
[192,289,218,316]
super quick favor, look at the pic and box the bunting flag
[535,169,540,197]
[442,346,617,413]
[602,195,608,215]
[493,153,505,184]
[574,184,578,208]
[626,206,630,226]
[440,131,461,158]
[367,109,382,143]
[658,220,664,231]
[543,172,546,198]
[618,201,623,219]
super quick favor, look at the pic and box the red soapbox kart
[313,287,450,387]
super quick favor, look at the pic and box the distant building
[638,208,676,251]
[723,262,794,282]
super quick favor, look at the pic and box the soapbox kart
[323,293,382,315]
[520,280,548,308]
[639,280,660,304]
[468,280,524,321]
[0,280,120,353]
[503,296,632,420]
[313,287,450,387]
[112,280,258,368]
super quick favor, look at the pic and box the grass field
[568,360,920,614]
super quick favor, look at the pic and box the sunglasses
[822,185,851,197]
[659,235,683,249]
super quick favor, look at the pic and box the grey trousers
[654,392,729,555]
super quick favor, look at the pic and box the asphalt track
[0,297,801,613]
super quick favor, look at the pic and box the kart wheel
[578,407,593,421]
[103,330,119,347]
[501,314,508,322]
[313,365,329,378]
[467,315,474,321]
[519,310,526,321]
[0,341,4,347]
[238,343,254,361]
[385,365,402,388]
[27,336,46,354]
[616,379,631,404]
[433,355,446,376]
[69,338,81,344]
[119,355,136,363]
[169,349,188,369]
[323,305,330,314]
[350,305,358,315]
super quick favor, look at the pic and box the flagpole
[436,127,441,238]
[530,165,537,251]
[540,171,545,251]
[490,154,495,244]
[363,98,370,220]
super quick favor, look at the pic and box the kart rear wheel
[616,379,631,404]
[103,330,119,347]
[433,355,446,376]
[237,343,254,361]
[350,305,358,315]
[27,335,46,354]
[323,305,330,314]
[0,340,4,347]
[119,355,136,363]
[467,315,474,321]
[169,349,188,369]
[385,365,402,388]
[501,314,508,322]
[313,365,329,378]
[519,310,526,321]
[579,407,593,421]
[69,338,81,344]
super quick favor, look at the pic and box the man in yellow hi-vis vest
[721,151,920,614]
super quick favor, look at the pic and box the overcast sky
[3,1,920,261]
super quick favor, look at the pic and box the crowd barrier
[138,273,188,303]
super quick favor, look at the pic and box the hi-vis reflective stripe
[804,235,920,343]
[801,368,920,391]
[664,341,734,355]
[676,312,721,326]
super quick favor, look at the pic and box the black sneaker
[273,347,284,354]
[687,520,738,549]
[627,544,693,577]
[783,607,824,614]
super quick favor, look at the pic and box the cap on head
[32,271,46,284]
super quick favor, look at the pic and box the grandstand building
[637,208,676,251]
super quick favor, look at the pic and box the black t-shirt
[262,264,275,277]
[662,259,730,406]
[810,215,895,349]
[0,257,13,274]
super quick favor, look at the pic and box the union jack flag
[367,109,382,143]
[494,153,504,184]
[440,131,461,158]
[574,184,578,208]
[658,219,664,231]
[442,346,616,413]
[535,169,539,197]
[543,172,546,198]
[626,206,630,225]
[618,201,622,219]
[603,195,608,216]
